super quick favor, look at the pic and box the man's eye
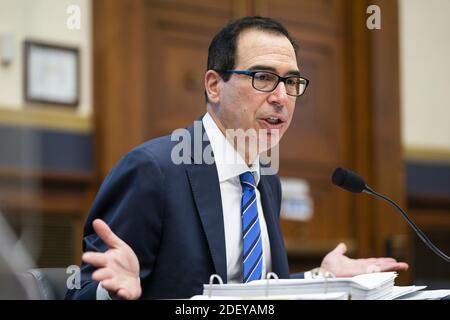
[255,74,270,81]
[286,78,300,86]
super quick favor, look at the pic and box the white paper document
[193,272,450,300]
[191,292,349,300]
[395,289,450,300]
[385,286,427,300]
[197,272,402,300]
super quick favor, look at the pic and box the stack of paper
[199,272,405,300]
[192,291,349,300]
[384,285,427,300]
[394,289,450,300]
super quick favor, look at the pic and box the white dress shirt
[202,112,272,283]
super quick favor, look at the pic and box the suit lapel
[258,176,290,278]
[183,120,289,282]
[185,122,227,282]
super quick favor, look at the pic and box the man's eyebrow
[248,65,301,76]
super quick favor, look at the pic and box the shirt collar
[202,112,260,185]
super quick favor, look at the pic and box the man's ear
[205,70,222,104]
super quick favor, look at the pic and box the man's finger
[100,278,119,294]
[100,279,137,300]
[92,219,124,249]
[379,262,409,271]
[333,242,347,255]
[397,262,409,270]
[374,257,397,264]
[374,261,409,272]
[366,261,407,274]
[359,257,396,266]
[82,251,108,268]
[359,258,378,264]
[92,268,114,282]
[116,288,132,300]
[117,287,141,300]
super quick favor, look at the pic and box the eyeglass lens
[253,72,307,96]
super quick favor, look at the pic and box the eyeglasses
[222,70,309,97]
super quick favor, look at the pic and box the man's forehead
[235,29,297,70]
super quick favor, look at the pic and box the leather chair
[20,268,68,300]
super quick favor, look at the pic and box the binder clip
[264,272,279,297]
[207,274,223,298]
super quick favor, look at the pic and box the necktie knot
[239,171,256,189]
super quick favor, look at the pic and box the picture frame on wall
[24,40,80,107]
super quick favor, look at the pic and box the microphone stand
[363,186,450,263]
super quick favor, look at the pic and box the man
[66,16,408,300]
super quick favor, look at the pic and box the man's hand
[320,242,409,277]
[82,219,142,300]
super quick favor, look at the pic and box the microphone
[331,167,366,193]
[331,167,450,263]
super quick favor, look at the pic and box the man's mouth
[266,116,282,125]
[258,115,286,129]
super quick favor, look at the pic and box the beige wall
[399,0,450,154]
[0,0,92,117]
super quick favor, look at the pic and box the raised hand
[320,242,409,277]
[82,219,142,300]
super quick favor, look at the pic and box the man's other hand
[82,219,142,300]
[320,242,409,277]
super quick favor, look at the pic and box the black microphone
[331,167,367,193]
[331,167,450,263]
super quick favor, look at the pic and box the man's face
[213,29,299,151]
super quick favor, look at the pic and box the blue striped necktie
[239,171,263,283]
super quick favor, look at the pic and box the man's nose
[268,81,289,105]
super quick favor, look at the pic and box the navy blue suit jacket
[66,122,299,300]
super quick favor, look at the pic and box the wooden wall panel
[347,0,409,283]
[280,42,346,164]
[369,0,408,258]
[144,1,234,136]
[256,0,343,32]
[93,0,148,178]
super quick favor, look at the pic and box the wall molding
[405,147,450,164]
[0,106,92,133]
